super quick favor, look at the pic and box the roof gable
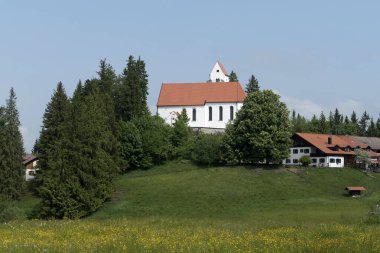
[217,61,229,76]
[295,133,377,156]
[157,82,246,106]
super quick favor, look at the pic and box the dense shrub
[192,133,224,166]
[299,156,312,167]
[119,121,144,172]
[171,109,194,159]
[133,115,173,168]
[0,201,23,222]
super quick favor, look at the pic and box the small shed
[345,186,366,196]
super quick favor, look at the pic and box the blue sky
[1,0,380,151]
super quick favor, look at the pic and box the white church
[157,61,246,130]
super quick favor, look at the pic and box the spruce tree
[171,109,193,158]
[39,81,118,218]
[328,111,334,134]
[36,82,70,187]
[245,75,260,94]
[350,111,359,135]
[375,117,380,137]
[343,116,351,135]
[95,60,120,165]
[367,118,377,137]
[67,81,117,217]
[318,112,328,134]
[309,114,319,133]
[229,71,238,82]
[332,108,343,134]
[115,55,149,121]
[359,111,370,136]
[0,89,24,199]
[97,59,116,94]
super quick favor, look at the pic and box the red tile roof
[345,186,366,191]
[157,82,246,106]
[295,133,379,156]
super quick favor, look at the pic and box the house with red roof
[157,62,246,130]
[284,133,380,168]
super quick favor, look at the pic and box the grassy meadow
[3,161,380,252]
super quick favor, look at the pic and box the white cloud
[334,99,364,116]
[281,95,323,118]
[19,126,28,140]
[19,126,35,153]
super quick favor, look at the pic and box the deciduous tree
[223,90,292,164]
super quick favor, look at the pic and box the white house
[209,61,230,82]
[22,154,39,181]
[157,62,246,130]
[283,133,380,168]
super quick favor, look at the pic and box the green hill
[5,161,380,252]
[91,161,380,227]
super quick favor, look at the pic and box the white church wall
[158,103,242,129]
[157,106,205,127]
[204,102,240,128]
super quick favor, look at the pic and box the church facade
[157,62,246,130]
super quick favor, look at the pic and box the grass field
[2,160,380,252]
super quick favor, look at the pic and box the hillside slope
[91,161,380,227]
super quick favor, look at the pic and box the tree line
[290,109,380,137]
[230,70,379,137]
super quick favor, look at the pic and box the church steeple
[209,61,230,82]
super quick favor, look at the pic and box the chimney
[328,136,332,145]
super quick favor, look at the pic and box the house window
[192,108,196,121]
[311,158,317,163]
[293,159,298,164]
[230,106,234,120]
[219,106,223,121]
[217,69,220,72]
[300,149,304,153]
[293,149,298,154]
[286,159,291,164]
[209,107,212,121]
[319,158,325,163]
[304,149,309,154]
[336,159,341,164]
[330,158,336,163]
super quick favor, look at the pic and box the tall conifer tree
[36,82,70,185]
[229,71,238,82]
[95,60,120,164]
[318,111,328,134]
[245,75,260,94]
[0,89,24,199]
[115,55,149,121]
[359,111,370,136]
[39,81,118,218]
